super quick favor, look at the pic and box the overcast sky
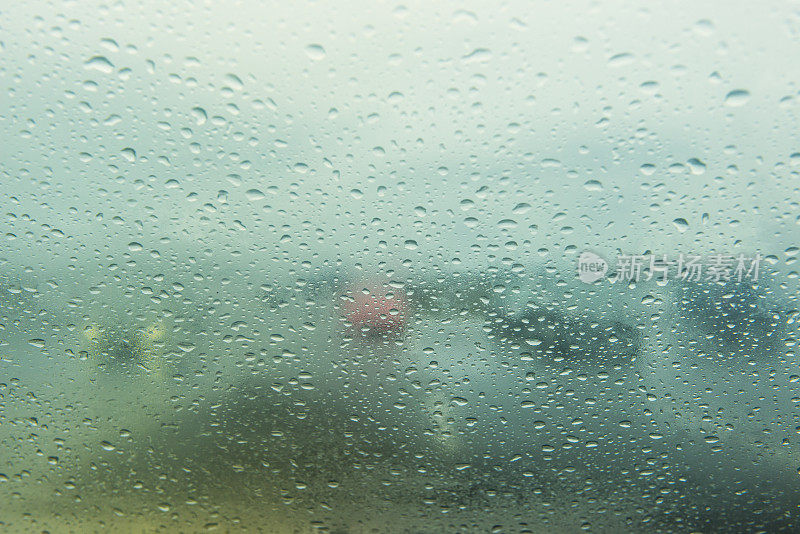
[2,0,798,281]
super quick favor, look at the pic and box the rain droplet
[462,48,492,63]
[191,107,207,125]
[512,203,531,214]
[224,73,243,90]
[305,44,326,60]
[608,52,634,67]
[694,19,714,36]
[724,89,750,107]
[84,55,114,74]
[245,189,265,201]
[687,158,706,175]
[121,148,136,162]
[672,218,689,232]
[583,179,603,191]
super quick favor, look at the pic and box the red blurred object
[341,281,409,336]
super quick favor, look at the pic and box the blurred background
[1,0,799,532]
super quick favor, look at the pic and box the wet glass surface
[1,1,799,532]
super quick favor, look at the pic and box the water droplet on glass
[672,218,689,232]
[245,189,265,201]
[84,55,114,73]
[305,44,326,60]
[724,89,750,107]
[121,148,136,162]
[583,179,603,191]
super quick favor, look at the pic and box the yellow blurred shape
[135,320,169,378]
[83,324,103,343]
[142,321,166,343]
